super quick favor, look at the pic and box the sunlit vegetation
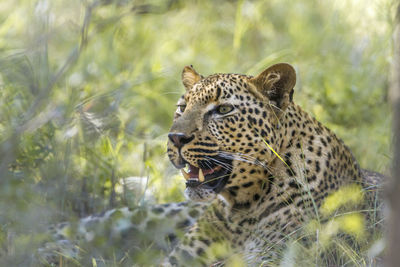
[0,0,394,265]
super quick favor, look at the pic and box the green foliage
[0,0,394,265]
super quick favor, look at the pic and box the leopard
[37,63,384,266]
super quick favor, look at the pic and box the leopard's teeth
[198,168,205,182]
[181,169,190,180]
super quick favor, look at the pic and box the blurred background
[0,0,395,265]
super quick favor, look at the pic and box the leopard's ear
[250,63,296,110]
[182,65,202,90]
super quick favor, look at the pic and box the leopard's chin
[184,186,218,202]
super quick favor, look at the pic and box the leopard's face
[167,64,296,203]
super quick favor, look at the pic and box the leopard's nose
[168,133,194,149]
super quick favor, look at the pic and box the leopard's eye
[216,105,233,114]
[178,105,186,113]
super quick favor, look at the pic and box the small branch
[386,3,400,267]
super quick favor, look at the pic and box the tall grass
[0,0,394,265]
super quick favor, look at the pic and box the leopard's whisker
[218,151,271,171]
[204,156,233,172]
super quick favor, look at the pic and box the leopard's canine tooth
[181,169,190,180]
[198,168,205,182]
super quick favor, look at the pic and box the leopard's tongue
[180,165,222,182]
[188,165,214,177]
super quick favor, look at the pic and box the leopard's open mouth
[179,157,232,193]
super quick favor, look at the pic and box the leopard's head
[167,63,296,204]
